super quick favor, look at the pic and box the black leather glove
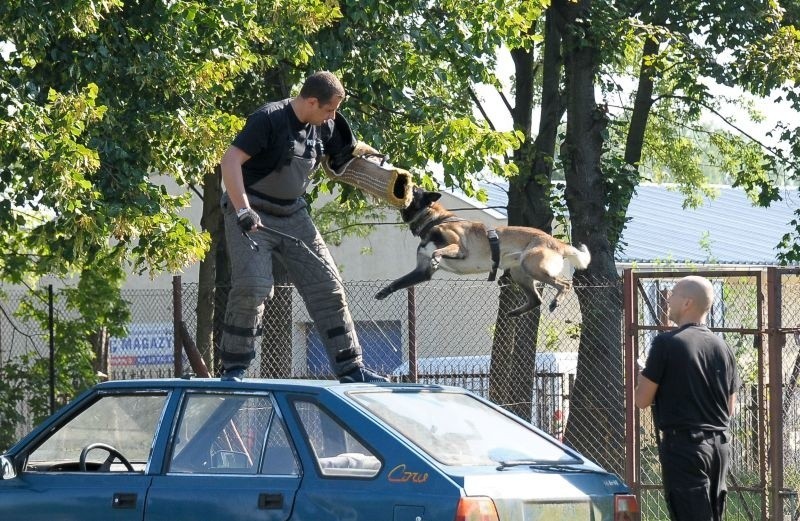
[236,207,260,232]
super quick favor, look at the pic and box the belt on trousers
[660,428,727,442]
[245,187,301,206]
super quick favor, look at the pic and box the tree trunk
[609,2,666,245]
[200,69,291,377]
[491,9,564,423]
[556,0,625,475]
[196,166,224,374]
[90,327,109,380]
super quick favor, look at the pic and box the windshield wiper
[496,459,586,471]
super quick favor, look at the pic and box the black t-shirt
[642,324,741,432]
[232,99,350,187]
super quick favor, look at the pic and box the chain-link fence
[0,288,48,444]
[779,271,800,521]
[0,286,178,445]
[108,288,180,380]
[2,268,799,521]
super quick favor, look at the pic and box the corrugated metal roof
[618,184,798,265]
[449,181,799,265]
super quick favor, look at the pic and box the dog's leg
[539,274,572,312]
[430,243,466,269]
[506,267,543,317]
[375,246,437,299]
[516,249,574,312]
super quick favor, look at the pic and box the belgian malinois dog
[375,187,591,316]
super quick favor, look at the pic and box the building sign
[110,323,174,367]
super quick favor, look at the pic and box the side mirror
[1,455,17,480]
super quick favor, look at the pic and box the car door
[144,391,301,521]
[0,391,169,521]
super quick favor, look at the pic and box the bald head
[668,276,714,325]
[675,276,714,311]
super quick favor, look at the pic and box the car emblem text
[388,463,429,484]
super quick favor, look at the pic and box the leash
[242,226,301,251]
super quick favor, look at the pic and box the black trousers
[658,429,730,521]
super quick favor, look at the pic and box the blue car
[0,379,639,520]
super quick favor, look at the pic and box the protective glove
[236,207,260,232]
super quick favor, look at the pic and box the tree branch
[654,93,799,169]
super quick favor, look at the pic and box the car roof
[92,378,452,395]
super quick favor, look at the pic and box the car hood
[458,469,627,520]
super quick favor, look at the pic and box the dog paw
[430,255,441,270]
[375,288,392,300]
[548,299,558,312]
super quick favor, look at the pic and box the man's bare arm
[220,145,252,211]
[635,373,659,409]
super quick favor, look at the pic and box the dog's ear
[424,191,442,204]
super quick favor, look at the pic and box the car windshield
[349,390,579,466]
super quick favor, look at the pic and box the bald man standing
[635,276,741,521]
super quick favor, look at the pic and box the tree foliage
[601,0,800,225]
[0,0,343,438]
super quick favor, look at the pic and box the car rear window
[292,399,381,478]
[349,390,578,466]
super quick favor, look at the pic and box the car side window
[168,393,275,475]
[292,399,381,478]
[261,416,299,476]
[26,393,168,472]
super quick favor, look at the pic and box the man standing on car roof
[635,275,741,521]
[218,71,387,384]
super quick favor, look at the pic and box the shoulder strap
[274,104,294,170]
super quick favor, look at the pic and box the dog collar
[408,209,439,237]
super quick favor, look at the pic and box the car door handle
[112,492,137,509]
[258,493,283,510]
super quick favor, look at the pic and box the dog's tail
[564,244,591,270]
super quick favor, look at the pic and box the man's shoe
[339,366,389,383]
[221,367,246,382]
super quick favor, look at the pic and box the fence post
[48,284,55,415]
[767,267,784,521]
[408,286,417,383]
[172,276,183,378]
[622,269,637,493]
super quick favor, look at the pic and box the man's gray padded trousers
[219,195,363,377]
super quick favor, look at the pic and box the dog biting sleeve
[487,229,500,281]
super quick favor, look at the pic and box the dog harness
[486,228,500,281]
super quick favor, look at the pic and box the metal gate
[623,268,800,521]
